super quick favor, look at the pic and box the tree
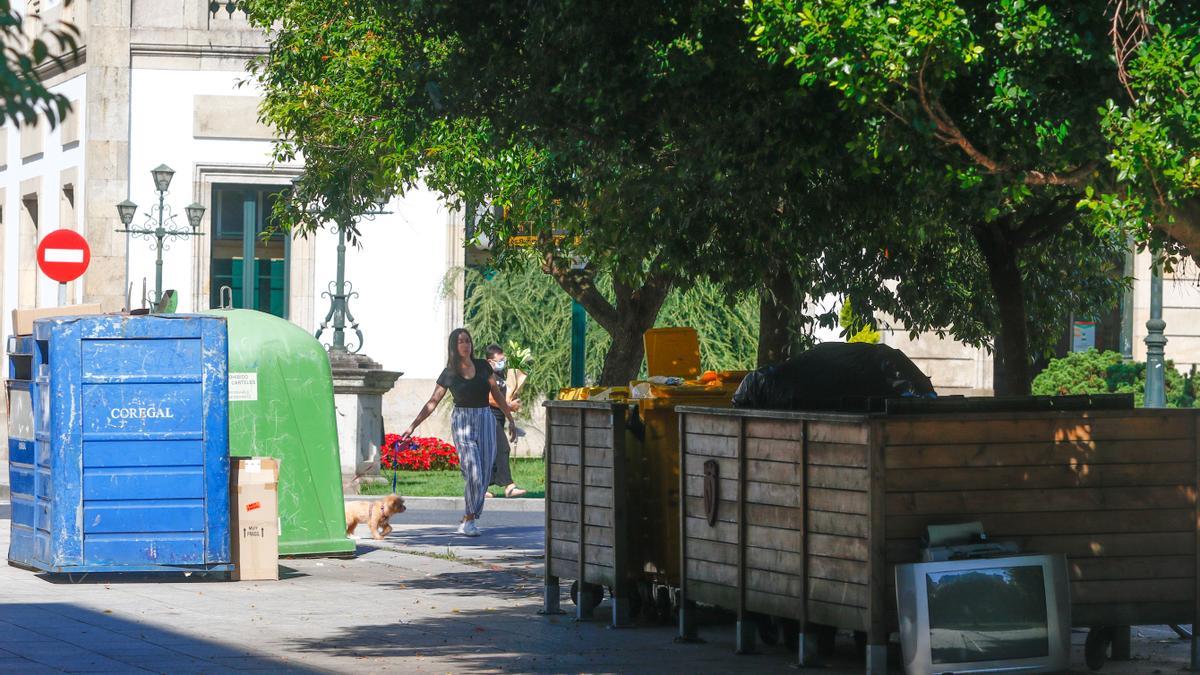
[1088,4,1200,257]
[247,0,1125,392]
[245,0,906,381]
[0,0,79,127]
[748,0,1131,394]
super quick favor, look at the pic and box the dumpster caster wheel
[1086,627,1115,671]
[654,586,673,625]
[755,615,779,646]
[622,586,642,620]
[569,581,603,611]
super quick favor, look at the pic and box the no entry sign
[37,229,91,283]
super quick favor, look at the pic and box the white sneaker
[456,519,480,537]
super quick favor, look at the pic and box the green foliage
[1031,349,1193,407]
[0,0,79,128]
[839,298,880,344]
[463,263,758,404]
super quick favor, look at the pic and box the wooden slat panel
[549,501,613,528]
[686,433,806,462]
[584,408,615,429]
[809,510,869,538]
[809,578,868,608]
[546,520,614,547]
[688,559,805,598]
[883,413,1192,446]
[687,557,736,587]
[684,415,739,437]
[746,419,804,441]
[547,445,614,468]
[550,539,615,567]
[684,475,800,508]
[683,456,802,486]
[807,422,869,445]
[547,408,582,428]
[686,579,808,622]
[1069,555,1194,582]
[1073,601,1193,626]
[886,485,1198,515]
[809,555,869,585]
[548,425,614,448]
[885,463,1194,491]
[809,465,869,491]
[886,532,1195,562]
[549,483,614,508]
[807,599,869,631]
[683,497,800,530]
[686,538,805,575]
[809,487,869,515]
[885,509,1195,539]
[685,432,736,458]
[546,464,614,488]
[809,533,868,561]
[685,516,803,553]
[747,569,804,599]
[808,442,869,468]
[1072,578,1194,604]
[549,557,573,578]
[884,439,1196,469]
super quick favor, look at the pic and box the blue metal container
[6,314,232,573]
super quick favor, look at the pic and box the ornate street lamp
[115,164,206,308]
[1144,252,1167,408]
[314,195,390,353]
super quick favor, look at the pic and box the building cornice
[34,45,86,86]
[129,42,268,60]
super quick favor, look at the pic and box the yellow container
[629,384,739,583]
[644,327,702,379]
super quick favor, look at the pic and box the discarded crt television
[894,554,1071,675]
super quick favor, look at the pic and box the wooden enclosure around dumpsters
[541,401,634,625]
[675,405,1200,673]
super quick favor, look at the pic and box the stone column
[329,350,401,487]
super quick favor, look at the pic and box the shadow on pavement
[377,567,541,603]
[379,524,543,553]
[0,602,323,673]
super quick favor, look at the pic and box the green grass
[358,458,545,497]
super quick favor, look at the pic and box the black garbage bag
[732,342,936,411]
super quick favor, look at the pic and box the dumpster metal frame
[676,404,1200,673]
[542,400,632,626]
[7,315,233,575]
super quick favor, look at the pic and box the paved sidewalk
[0,500,1194,673]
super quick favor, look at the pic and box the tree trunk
[972,223,1033,396]
[544,257,673,386]
[757,267,797,367]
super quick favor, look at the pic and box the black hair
[447,328,473,371]
[485,344,504,358]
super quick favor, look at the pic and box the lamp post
[115,164,206,308]
[314,199,390,353]
[1144,252,1167,408]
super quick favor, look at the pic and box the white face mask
[492,358,507,372]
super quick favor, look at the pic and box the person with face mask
[485,344,528,498]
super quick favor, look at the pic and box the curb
[344,495,544,512]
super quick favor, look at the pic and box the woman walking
[402,329,519,536]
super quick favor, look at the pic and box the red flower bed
[382,434,460,472]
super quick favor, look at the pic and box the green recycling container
[204,309,355,557]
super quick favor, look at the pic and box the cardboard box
[12,304,103,336]
[230,456,280,581]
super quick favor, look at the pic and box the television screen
[926,565,1049,664]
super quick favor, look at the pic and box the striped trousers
[450,406,498,519]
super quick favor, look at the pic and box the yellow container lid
[644,327,701,379]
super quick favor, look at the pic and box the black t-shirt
[437,359,494,408]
